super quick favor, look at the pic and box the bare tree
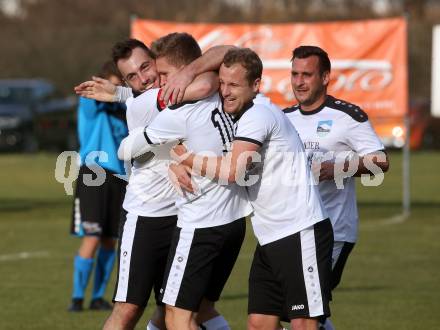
[0,0,436,100]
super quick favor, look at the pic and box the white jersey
[145,92,252,228]
[233,99,328,246]
[283,95,384,242]
[123,88,178,217]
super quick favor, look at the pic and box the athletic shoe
[89,298,112,311]
[68,298,83,312]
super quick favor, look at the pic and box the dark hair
[291,46,331,75]
[222,48,262,85]
[98,60,122,80]
[111,38,155,65]
[151,32,202,67]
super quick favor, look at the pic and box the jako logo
[291,304,305,311]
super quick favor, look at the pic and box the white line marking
[0,251,50,262]
[361,212,410,229]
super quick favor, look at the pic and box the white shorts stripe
[73,198,81,234]
[114,212,138,302]
[162,227,195,306]
[300,226,324,317]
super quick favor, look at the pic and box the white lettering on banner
[332,68,393,92]
[234,27,283,53]
[198,30,231,49]
[190,27,396,100]
[198,28,283,53]
[265,59,393,97]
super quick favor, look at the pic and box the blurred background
[0,1,439,329]
[0,0,439,151]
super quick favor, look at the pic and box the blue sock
[92,247,116,300]
[72,255,94,299]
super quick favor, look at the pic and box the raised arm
[161,45,235,104]
[75,76,134,103]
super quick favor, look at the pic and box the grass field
[0,151,439,329]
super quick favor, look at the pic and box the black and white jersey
[123,88,178,217]
[233,99,327,246]
[145,92,252,228]
[283,95,384,243]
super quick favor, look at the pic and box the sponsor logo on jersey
[303,141,320,150]
[291,304,305,311]
[317,120,333,137]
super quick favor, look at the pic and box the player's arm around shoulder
[161,45,234,104]
[181,71,219,103]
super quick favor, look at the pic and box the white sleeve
[126,89,161,131]
[145,109,186,145]
[118,126,151,161]
[118,109,185,161]
[115,86,133,103]
[345,119,385,156]
[234,106,272,147]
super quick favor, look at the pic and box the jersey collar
[299,95,333,116]
[230,99,255,123]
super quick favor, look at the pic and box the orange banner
[132,18,408,118]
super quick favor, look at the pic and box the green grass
[0,151,439,329]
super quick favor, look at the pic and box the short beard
[300,85,326,107]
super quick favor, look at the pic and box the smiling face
[291,55,329,111]
[116,47,159,93]
[219,63,260,115]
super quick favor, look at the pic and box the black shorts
[331,241,355,291]
[160,218,246,312]
[70,165,126,238]
[113,211,177,307]
[248,219,333,320]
